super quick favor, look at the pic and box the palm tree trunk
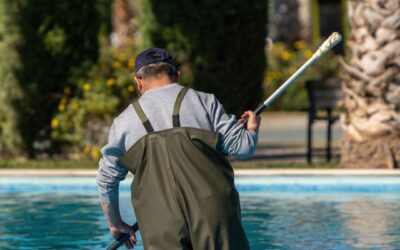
[340,0,400,168]
[112,0,135,47]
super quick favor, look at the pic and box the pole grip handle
[254,104,267,116]
[242,104,266,127]
[106,223,139,250]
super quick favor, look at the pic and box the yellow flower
[294,40,306,50]
[91,148,100,159]
[63,87,71,94]
[83,145,91,154]
[72,100,79,110]
[128,85,135,93]
[83,83,91,91]
[58,103,65,112]
[51,118,59,128]
[303,50,313,59]
[106,78,116,87]
[118,52,127,61]
[272,71,282,79]
[112,61,121,69]
[266,71,283,82]
[266,72,274,82]
[280,51,291,61]
[128,58,135,69]
[274,43,285,53]
[60,98,67,104]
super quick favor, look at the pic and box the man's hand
[101,201,136,249]
[110,221,137,249]
[238,110,261,133]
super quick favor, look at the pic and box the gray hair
[135,62,178,80]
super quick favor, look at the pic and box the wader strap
[172,87,189,127]
[132,100,154,133]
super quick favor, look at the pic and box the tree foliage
[0,0,102,157]
[140,0,267,115]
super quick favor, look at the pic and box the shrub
[51,38,139,160]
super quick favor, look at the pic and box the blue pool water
[1,175,400,249]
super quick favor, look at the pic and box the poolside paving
[235,112,343,164]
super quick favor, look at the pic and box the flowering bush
[264,40,339,110]
[51,38,139,160]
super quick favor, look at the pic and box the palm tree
[340,0,400,168]
[111,0,137,47]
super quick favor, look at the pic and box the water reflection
[240,194,353,249]
[339,196,400,248]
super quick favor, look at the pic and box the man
[97,48,261,249]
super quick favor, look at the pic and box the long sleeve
[207,94,258,158]
[96,118,129,204]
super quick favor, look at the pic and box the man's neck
[142,75,174,94]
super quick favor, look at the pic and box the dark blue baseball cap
[134,48,176,74]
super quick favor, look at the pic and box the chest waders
[119,87,250,250]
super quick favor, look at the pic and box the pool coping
[0,169,399,176]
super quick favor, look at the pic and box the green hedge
[0,0,103,158]
[140,0,267,115]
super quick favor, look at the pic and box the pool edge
[1,168,399,176]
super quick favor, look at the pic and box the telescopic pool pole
[243,32,342,125]
[106,223,139,250]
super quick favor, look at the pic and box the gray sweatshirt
[96,83,258,203]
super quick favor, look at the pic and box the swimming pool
[1,175,400,249]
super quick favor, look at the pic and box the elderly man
[97,48,260,249]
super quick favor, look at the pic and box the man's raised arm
[205,94,261,159]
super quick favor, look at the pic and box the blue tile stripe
[1,176,400,193]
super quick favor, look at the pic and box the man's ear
[134,76,144,94]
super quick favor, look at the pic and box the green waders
[119,88,250,250]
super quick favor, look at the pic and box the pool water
[1,176,400,249]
